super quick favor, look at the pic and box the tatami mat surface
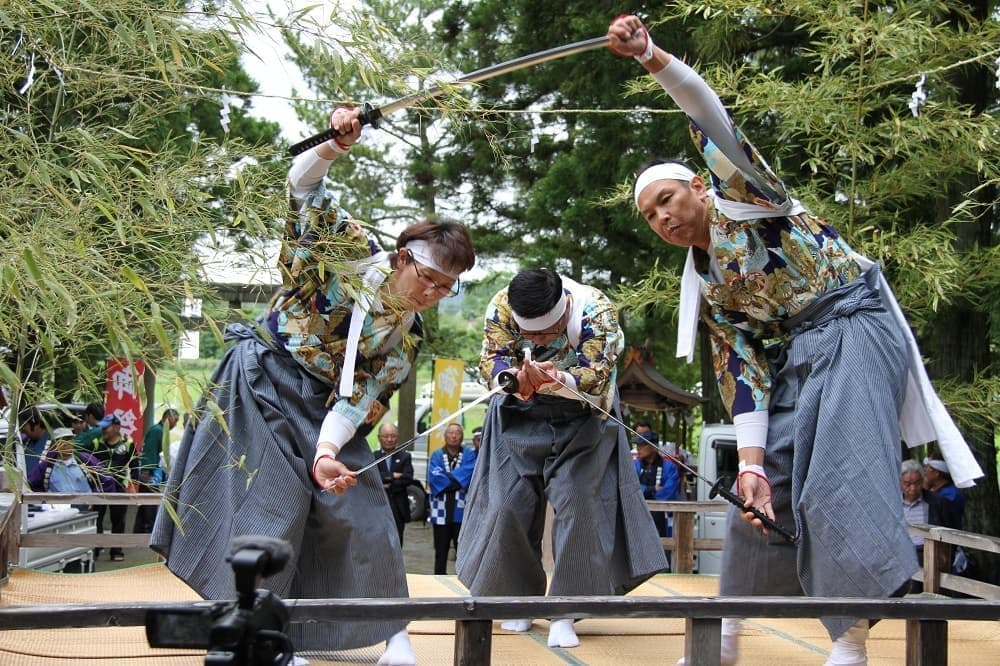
[1,565,997,664]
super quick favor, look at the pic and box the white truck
[692,422,738,575]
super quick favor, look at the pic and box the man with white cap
[456,267,667,649]
[607,13,983,666]
[923,456,966,527]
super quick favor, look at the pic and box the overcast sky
[240,0,337,141]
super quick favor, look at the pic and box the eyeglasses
[411,258,460,297]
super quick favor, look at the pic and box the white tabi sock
[377,629,416,666]
[547,618,580,648]
[824,620,869,666]
[500,619,532,632]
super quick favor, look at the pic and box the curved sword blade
[288,35,609,155]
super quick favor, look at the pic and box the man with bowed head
[457,267,667,649]
[152,105,476,666]
[607,13,982,666]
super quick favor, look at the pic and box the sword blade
[541,370,798,544]
[355,382,505,475]
[288,35,609,155]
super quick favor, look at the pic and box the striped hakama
[150,325,407,651]
[456,394,668,598]
[719,267,919,640]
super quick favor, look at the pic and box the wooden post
[684,617,721,665]
[905,619,947,665]
[454,619,492,665]
[922,540,951,595]
[674,512,695,573]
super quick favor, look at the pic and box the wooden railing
[2,494,999,664]
[645,499,725,573]
[0,491,163,574]
[908,523,1000,599]
[0,593,996,665]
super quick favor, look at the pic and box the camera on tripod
[146,536,295,665]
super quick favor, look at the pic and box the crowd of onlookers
[16,403,179,563]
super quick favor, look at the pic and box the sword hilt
[288,102,383,156]
[709,477,798,544]
[497,370,519,394]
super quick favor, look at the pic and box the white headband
[403,239,459,280]
[923,458,949,474]
[512,291,567,331]
[633,163,698,209]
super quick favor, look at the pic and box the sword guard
[497,370,519,394]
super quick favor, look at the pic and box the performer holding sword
[605,13,983,665]
[152,106,476,665]
[456,267,668,649]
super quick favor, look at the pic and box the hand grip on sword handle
[709,477,798,544]
[288,102,383,156]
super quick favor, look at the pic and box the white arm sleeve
[288,149,335,201]
[733,411,768,450]
[316,410,357,457]
[651,58,759,182]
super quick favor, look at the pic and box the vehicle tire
[406,484,427,522]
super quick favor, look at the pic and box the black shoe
[110,552,125,562]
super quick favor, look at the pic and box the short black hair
[508,268,562,319]
[85,402,104,420]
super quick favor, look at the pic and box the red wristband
[736,470,771,497]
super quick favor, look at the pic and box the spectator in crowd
[428,423,475,575]
[74,402,105,450]
[376,422,413,546]
[19,409,50,477]
[471,426,483,453]
[923,456,966,528]
[633,430,681,538]
[134,408,179,533]
[28,428,116,507]
[901,459,960,565]
[81,415,137,561]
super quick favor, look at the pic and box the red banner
[105,358,145,453]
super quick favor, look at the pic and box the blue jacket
[634,456,681,501]
[428,445,476,525]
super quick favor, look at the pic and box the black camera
[146,536,295,665]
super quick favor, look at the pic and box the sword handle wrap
[709,477,798,544]
[288,102,383,156]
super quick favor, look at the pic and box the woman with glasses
[152,106,475,666]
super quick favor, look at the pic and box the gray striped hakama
[150,324,407,651]
[456,394,668,598]
[719,266,919,640]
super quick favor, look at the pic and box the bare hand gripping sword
[288,35,610,156]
